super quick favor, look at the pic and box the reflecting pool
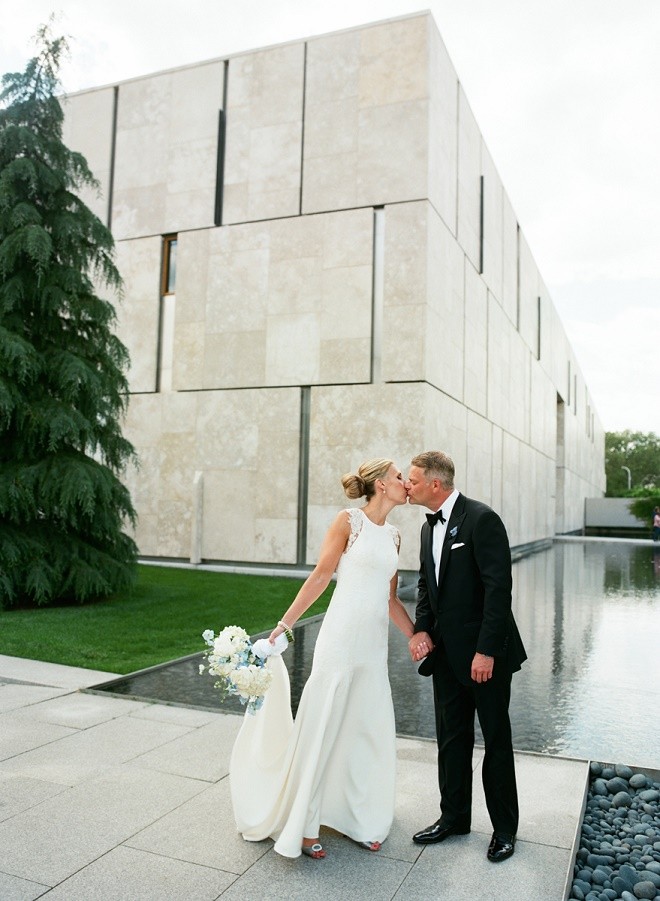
[92,540,660,766]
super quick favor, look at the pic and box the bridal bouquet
[199,625,285,715]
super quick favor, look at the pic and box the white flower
[207,658,234,678]
[231,663,273,700]
[200,624,274,714]
[198,664,205,675]
[213,625,249,660]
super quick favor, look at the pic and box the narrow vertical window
[478,175,484,275]
[536,296,541,360]
[214,61,229,227]
[158,235,178,393]
[515,223,521,331]
[161,235,177,295]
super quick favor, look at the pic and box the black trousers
[431,642,519,835]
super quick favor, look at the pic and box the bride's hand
[268,625,284,645]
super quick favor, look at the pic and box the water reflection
[92,541,660,766]
[509,541,660,766]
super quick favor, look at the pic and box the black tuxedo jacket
[415,493,527,685]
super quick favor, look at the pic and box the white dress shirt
[431,489,460,580]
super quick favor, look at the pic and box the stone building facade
[62,12,605,571]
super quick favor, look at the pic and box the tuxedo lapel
[421,522,439,597]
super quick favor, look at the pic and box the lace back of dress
[345,508,363,552]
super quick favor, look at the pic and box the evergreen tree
[0,25,138,608]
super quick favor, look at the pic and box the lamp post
[621,466,632,491]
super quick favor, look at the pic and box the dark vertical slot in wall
[478,175,484,274]
[155,236,165,394]
[515,223,521,331]
[296,387,311,566]
[214,61,229,227]
[107,86,119,230]
[536,296,542,360]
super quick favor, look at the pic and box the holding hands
[409,631,434,662]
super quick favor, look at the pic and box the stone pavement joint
[0,655,586,900]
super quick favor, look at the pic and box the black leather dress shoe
[487,832,516,862]
[412,820,471,844]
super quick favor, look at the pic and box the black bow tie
[426,509,446,527]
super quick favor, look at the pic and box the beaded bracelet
[277,620,295,643]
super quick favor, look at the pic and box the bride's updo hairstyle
[341,458,393,500]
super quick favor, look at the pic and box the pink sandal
[301,842,326,859]
[354,839,381,851]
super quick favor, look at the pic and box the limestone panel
[112,62,224,239]
[530,364,557,459]
[114,237,162,393]
[122,393,197,557]
[540,298,572,402]
[501,192,518,325]
[486,297,515,433]
[173,209,373,390]
[518,231,541,355]
[62,88,115,225]
[124,389,300,561]
[424,208,465,399]
[500,431,522,547]
[480,146,504,303]
[463,263,488,417]
[517,442,534,541]
[223,43,304,223]
[422,386,468,485]
[197,389,300,563]
[465,411,493,505]
[382,202,428,382]
[428,19,458,232]
[507,336,532,443]
[306,381,467,571]
[457,88,481,269]
[303,15,429,214]
[490,425,504,517]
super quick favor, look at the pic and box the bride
[229,458,416,859]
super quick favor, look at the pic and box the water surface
[92,540,660,766]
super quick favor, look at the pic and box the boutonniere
[449,526,458,538]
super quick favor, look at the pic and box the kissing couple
[229,451,526,863]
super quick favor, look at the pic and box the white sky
[3,0,659,435]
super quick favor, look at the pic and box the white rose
[214,625,249,659]
[231,664,272,699]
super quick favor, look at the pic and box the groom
[406,450,527,863]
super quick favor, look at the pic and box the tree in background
[0,24,137,608]
[605,431,660,496]
[605,431,660,529]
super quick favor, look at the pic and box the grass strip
[0,564,333,674]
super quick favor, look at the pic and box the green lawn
[0,564,333,674]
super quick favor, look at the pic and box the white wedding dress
[229,508,400,858]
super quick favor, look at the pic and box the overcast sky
[3,0,659,435]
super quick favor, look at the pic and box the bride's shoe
[301,841,326,859]
[353,839,381,852]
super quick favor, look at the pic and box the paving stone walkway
[0,655,587,900]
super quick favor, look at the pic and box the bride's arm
[387,572,415,640]
[268,511,349,642]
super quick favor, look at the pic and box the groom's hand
[471,652,494,683]
[409,632,433,662]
